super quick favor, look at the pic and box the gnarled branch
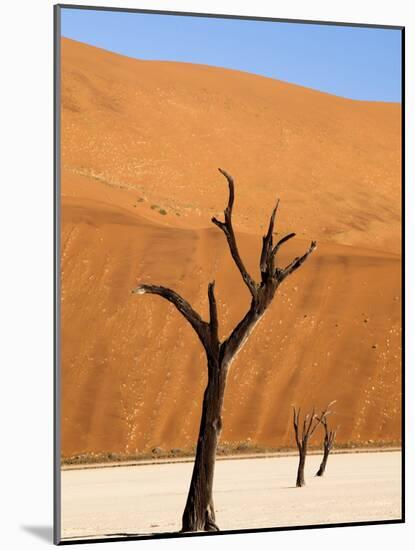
[271,232,296,258]
[278,240,317,281]
[260,200,280,278]
[212,169,257,298]
[132,284,209,349]
[292,405,328,446]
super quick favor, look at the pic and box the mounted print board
[54,3,404,544]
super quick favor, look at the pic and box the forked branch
[259,200,286,281]
[292,402,334,452]
[271,232,296,258]
[212,169,257,297]
[278,240,317,281]
[133,170,317,369]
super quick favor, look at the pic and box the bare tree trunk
[296,449,306,487]
[316,448,329,477]
[315,414,336,477]
[181,358,227,532]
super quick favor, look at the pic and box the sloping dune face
[60,38,401,457]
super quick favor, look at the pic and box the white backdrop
[0,1,411,548]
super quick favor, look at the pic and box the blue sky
[61,8,402,102]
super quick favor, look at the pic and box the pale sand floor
[61,450,402,541]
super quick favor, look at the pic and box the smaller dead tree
[316,415,337,477]
[292,405,331,487]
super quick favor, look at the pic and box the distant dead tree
[316,413,337,477]
[292,403,333,487]
[133,169,316,532]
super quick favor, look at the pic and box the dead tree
[133,169,316,532]
[292,405,331,487]
[316,416,337,477]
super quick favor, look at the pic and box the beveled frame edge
[53,4,405,545]
[54,4,62,545]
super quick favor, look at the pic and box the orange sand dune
[60,38,401,457]
[61,37,401,253]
